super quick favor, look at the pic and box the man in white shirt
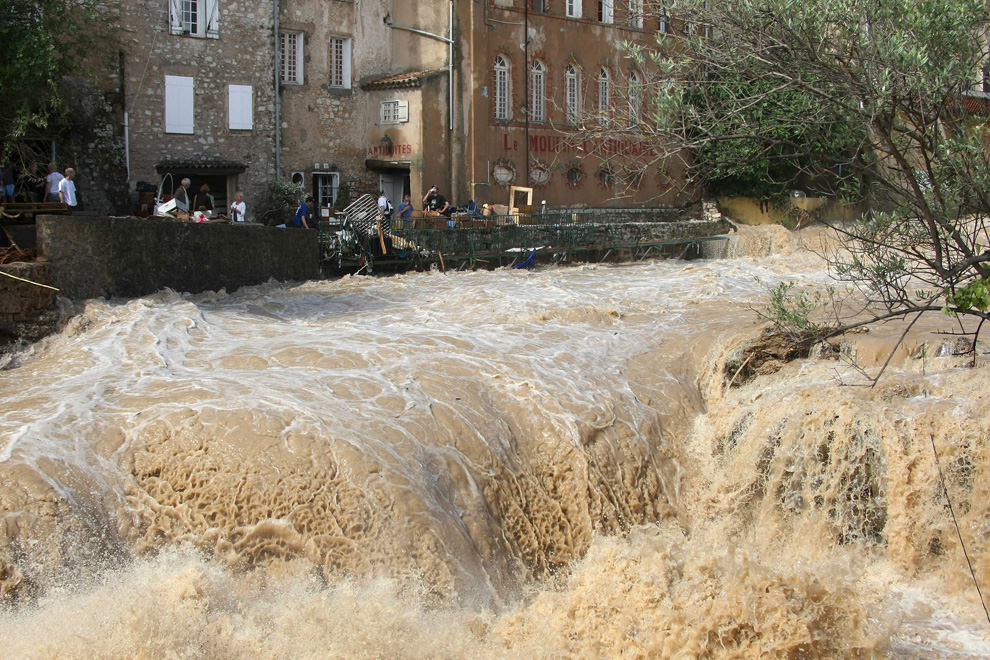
[44,163,64,203]
[58,167,77,213]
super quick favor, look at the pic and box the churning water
[0,226,988,658]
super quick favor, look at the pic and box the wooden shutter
[205,0,219,38]
[396,100,409,123]
[164,75,194,134]
[228,85,253,130]
[168,0,183,35]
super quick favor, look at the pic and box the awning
[365,159,411,171]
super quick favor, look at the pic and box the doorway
[378,171,408,211]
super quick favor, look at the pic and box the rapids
[0,225,988,657]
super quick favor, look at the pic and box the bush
[255,179,305,226]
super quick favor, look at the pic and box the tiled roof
[361,69,446,90]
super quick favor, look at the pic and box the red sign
[502,133,656,157]
[367,144,413,157]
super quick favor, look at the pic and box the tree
[590,0,990,371]
[0,0,111,151]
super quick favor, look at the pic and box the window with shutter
[279,32,304,85]
[165,75,194,134]
[598,0,613,24]
[565,64,580,126]
[169,0,219,38]
[380,100,410,125]
[228,85,253,130]
[629,0,643,28]
[329,37,351,89]
[494,55,510,121]
[530,60,546,124]
[598,68,610,124]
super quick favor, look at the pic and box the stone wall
[0,263,61,348]
[36,216,321,300]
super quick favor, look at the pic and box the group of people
[0,156,78,213]
[170,177,246,223]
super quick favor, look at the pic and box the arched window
[530,60,547,124]
[628,71,642,127]
[565,64,580,126]
[598,67,610,124]
[494,55,510,121]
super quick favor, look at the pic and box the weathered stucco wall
[36,216,321,300]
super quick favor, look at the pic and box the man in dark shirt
[291,195,313,228]
[423,185,451,217]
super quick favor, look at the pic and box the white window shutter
[342,40,352,88]
[165,75,194,134]
[168,0,183,35]
[397,101,409,123]
[205,0,220,38]
[228,85,253,130]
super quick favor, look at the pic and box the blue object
[514,249,537,269]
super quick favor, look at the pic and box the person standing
[397,194,413,220]
[58,167,77,213]
[290,195,312,228]
[0,153,15,203]
[193,184,214,214]
[229,191,246,222]
[44,163,64,203]
[174,178,191,210]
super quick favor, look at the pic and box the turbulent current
[0,225,988,658]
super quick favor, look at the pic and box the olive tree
[588,0,990,369]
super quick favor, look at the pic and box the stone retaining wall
[36,216,321,300]
[0,262,60,347]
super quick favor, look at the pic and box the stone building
[112,0,690,219]
[278,0,693,216]
[119,0,277,215]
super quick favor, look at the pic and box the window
[164,75,194,134]
[629,0,643,28]
[329,36,351,89]
[494,55,510,121]
[598,68,610,124]
[168,0,219,39]
[228,85,253,130]
[658,10,667,33]
[532,0,548,12]
[598,0,613,23]
[380,100,410,124]
[279,32,304,84]
[565,64,580,126]
[628,71,642,127]
[314,172,339,208]
[566,0,582,19]
[530,60,546,124]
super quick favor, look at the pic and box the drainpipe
[274,0,281,180]
[448,0,453,132]
[524,2,529,186]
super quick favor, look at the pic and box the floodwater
[0,225,988,658]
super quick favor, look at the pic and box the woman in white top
[44,162,64,203]
[230,191,246,222]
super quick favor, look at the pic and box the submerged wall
[0,262,61,348]
[36,216,321,300]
